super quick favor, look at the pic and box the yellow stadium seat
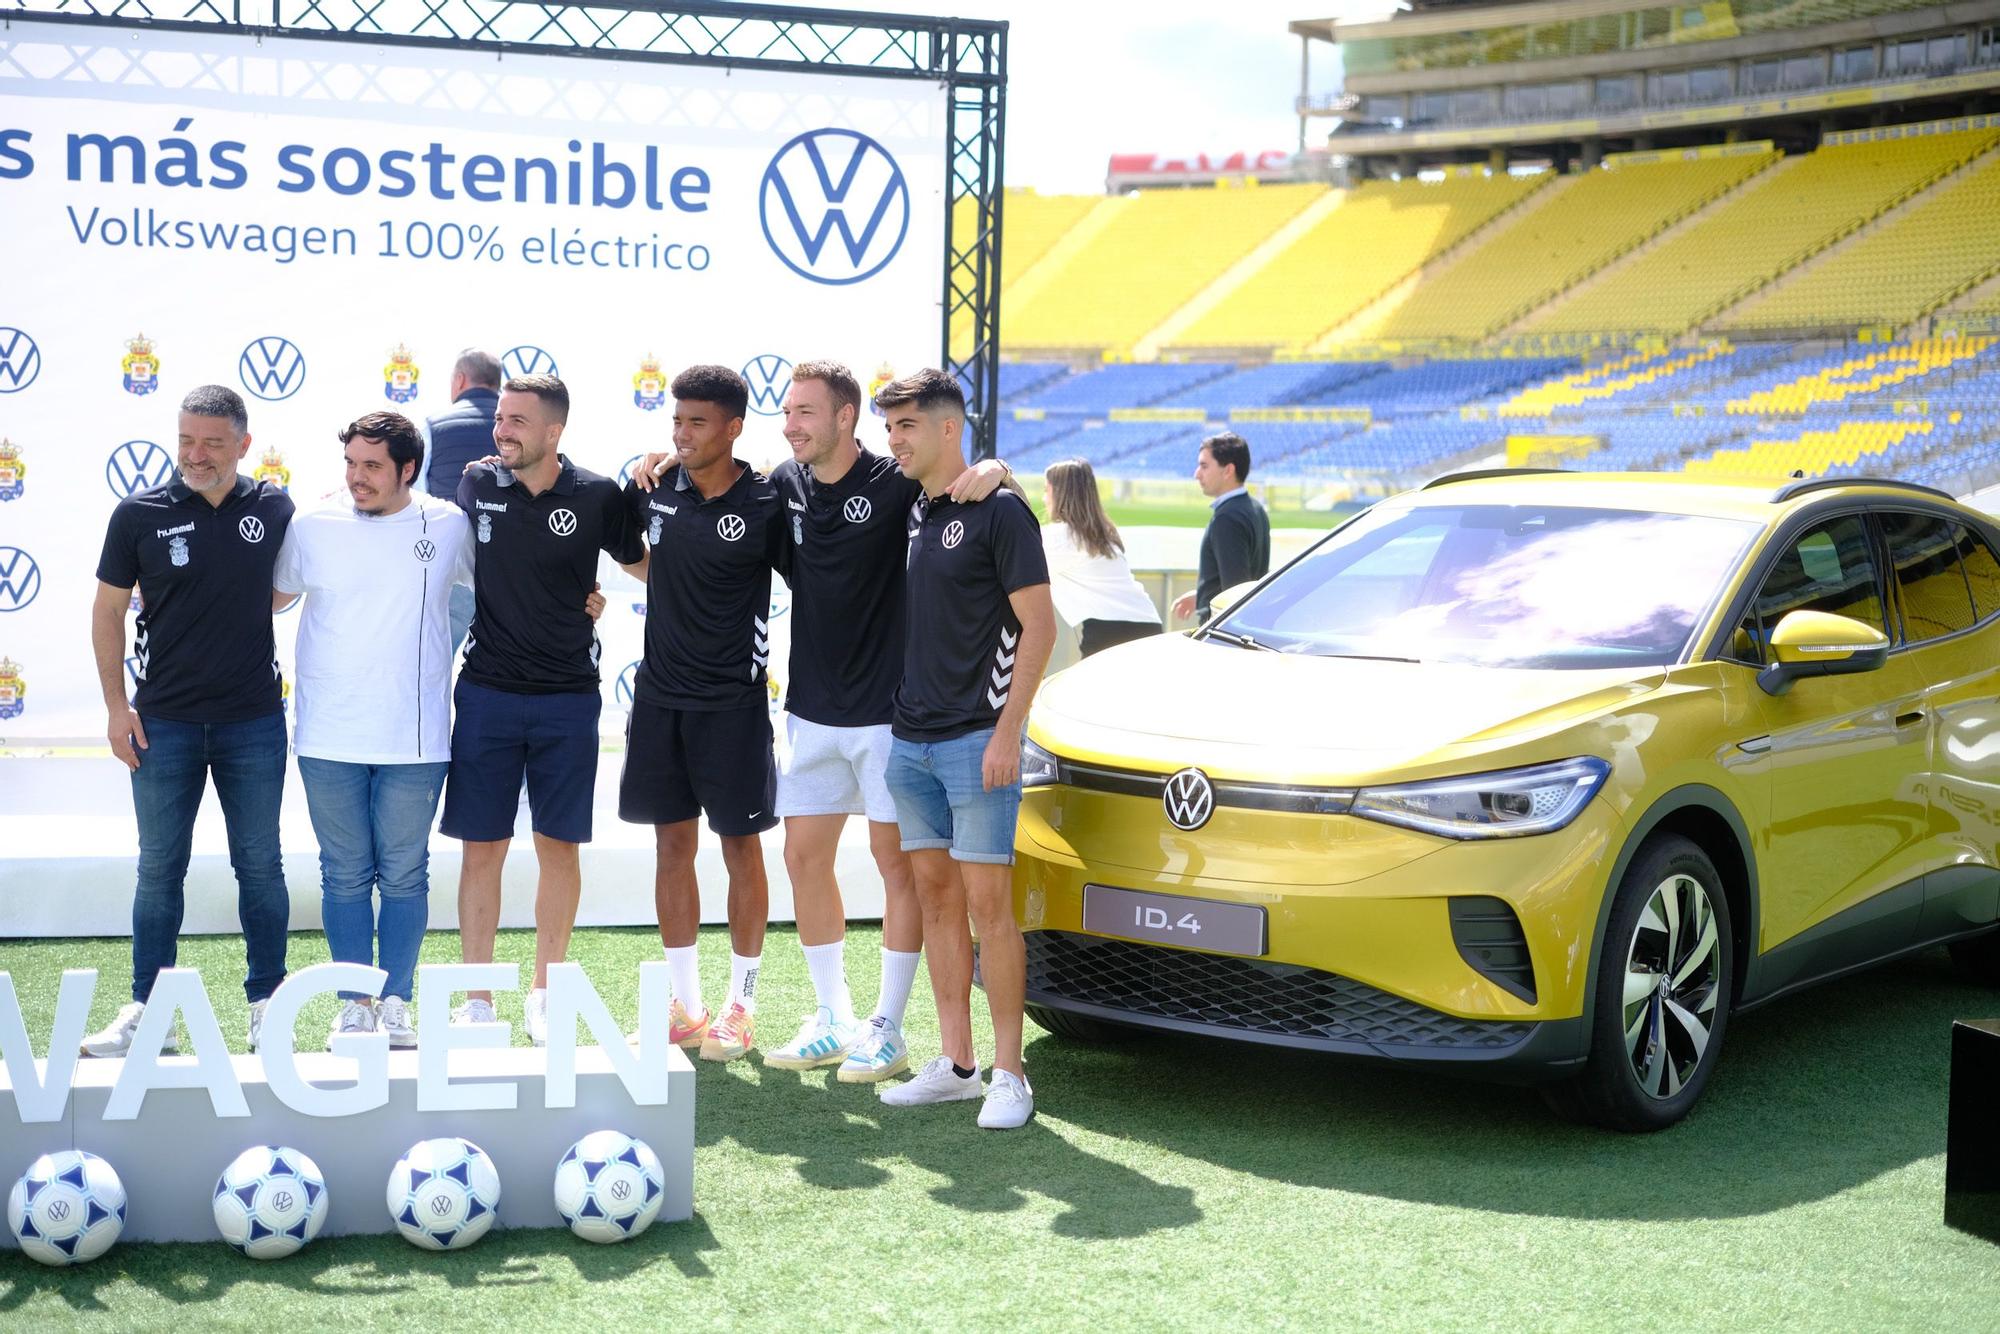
[1727,337,1993,414]
[1686,419,1935,478]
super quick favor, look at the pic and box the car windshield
[1212,503,1761,669]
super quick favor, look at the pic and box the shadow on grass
[1034,947,1998,1221]
[0,1210,722,1313]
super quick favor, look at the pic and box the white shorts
[775,715,898,823]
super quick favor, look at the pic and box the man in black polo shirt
[874,369,1054,1130]
[85,384,296,1057]
[620,365,787,1064]
[445,374,645,1045]
[423,347,503,649]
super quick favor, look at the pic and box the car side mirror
[1757,609,1891,696]
[1209,580,1259,619]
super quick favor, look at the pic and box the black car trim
[1057,759,1357,815]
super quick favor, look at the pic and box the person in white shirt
[1041,458,1162,657]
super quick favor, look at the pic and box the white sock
[664,945,704,1019]
[728,951,762,1012]
[801,939,855,1023]
[875,948,921,1029]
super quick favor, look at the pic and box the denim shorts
[884,728,1022,865]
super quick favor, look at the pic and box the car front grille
[1023,930,1535,1053]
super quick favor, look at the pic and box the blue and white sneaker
[837,1015,910,1084]
[763,1005,859,1071]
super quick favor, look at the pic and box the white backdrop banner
[0,19,949,740]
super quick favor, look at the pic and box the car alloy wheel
[1621,872,1723,1100]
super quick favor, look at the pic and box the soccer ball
[552,1131,665,1244]
[8,1150,126,1266]
[211,1145,328,1259]
[385,1137,501,1251]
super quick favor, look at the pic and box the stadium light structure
[2,0,1010,458]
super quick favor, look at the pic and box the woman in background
[1041,458,1163,657]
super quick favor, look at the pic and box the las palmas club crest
[633,352,666,411]
[384,343,420,404]
[0,656,24,720]
[0,438,23,502]
[867,361,895,417]
[122,333,160,397]
[254,445,291,491]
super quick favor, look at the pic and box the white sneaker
[978,1069,1035,1130]
[80,1002,175,1058]
[377,996,417,1048]
[247,999,269,1053]
[452,998,498,1026]
[837,1015,911,1083]
[328,1000,375,1051]
[763,1006,859,1070]
[879,1055,983,1107]
[525,988,549,1047]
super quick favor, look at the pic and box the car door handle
[1896,710,1926,728]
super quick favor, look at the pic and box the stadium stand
[1685,419,1936,477]
[1726,337,1994,414]
[1163,171,1549,354]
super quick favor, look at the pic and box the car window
[1881,510,1976,643]
[1733,514,1886,666]
[1958,523,2000,621]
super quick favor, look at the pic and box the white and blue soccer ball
[8,1150,127,1266]
[211,1145,328,1259]
[553,1131,665,1244]
[385,1137,500,1251]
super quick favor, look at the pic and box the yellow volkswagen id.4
[1014,471,2000,1130]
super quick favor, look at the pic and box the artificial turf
[1,925,1997,1330]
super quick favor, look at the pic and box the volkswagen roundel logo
[610,1180,631,1201]
[238,336,307,401]
[843,495,872,524]
[549,508,578,537]
[271,1190,294,1211]
[618,454,645,486]
[717,513,747,542]
[503,345,558,380]
[428,1194,452,1217]
[45,1199,69,1223]
[742,355,792,416]
[0,327,42,393]
[615,660,640,707]
[414,539,436,562]
[1163,767,1216,832]
[760,129,911,285]
[942,519,965,550]
[238,516,265,543]
[106,440,175,498]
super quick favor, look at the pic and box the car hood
[1031,633,1664,784]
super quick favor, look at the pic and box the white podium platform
[0,753,886,938]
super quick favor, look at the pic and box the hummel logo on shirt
[787,500,807,512]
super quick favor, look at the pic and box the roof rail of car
[1770,476,1955,504]
[1420,467,1570,490]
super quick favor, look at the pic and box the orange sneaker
[628,999,709,1051]
[699,1002,755,1062]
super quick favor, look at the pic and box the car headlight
[1021,738,1060,788]
[1349,757,1611,840]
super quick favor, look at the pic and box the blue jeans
[129,712,290,1004]
[885,729,1023,865]
[298,758,449,1001]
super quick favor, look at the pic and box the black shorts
[618,698,778,836]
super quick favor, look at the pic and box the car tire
[1542,833,1734,1132]
[1948,930,2000,985]
[1025,1004,1138,1044]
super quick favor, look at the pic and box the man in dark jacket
[1172,432,1271,623]
[424,348,503,649]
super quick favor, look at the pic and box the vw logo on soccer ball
[717,514,747,542]
[942,520,965,550]
[549,509,579,537]
[0,327,43,393]
[238,517,266,544]
[105,440,174,498]
[741,355,792,416]
[239,336,307,401]
[1163,767,1216,832]
[504,345,559,380]
[0,547,42,612]
[759,129,910,285]
[843,496,872,524]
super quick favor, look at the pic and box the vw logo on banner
[1163,767,1216,832]
[239,336,307,401]
[742,355,792,416]
[105,440,175,498]
[504,346,559,380]
[0,547,42,612]
[615,661,640,708]
[0,327,41,394]
[618,454,646,486]
[759,129,910,285]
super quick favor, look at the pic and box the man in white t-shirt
[272,411,472,1049]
